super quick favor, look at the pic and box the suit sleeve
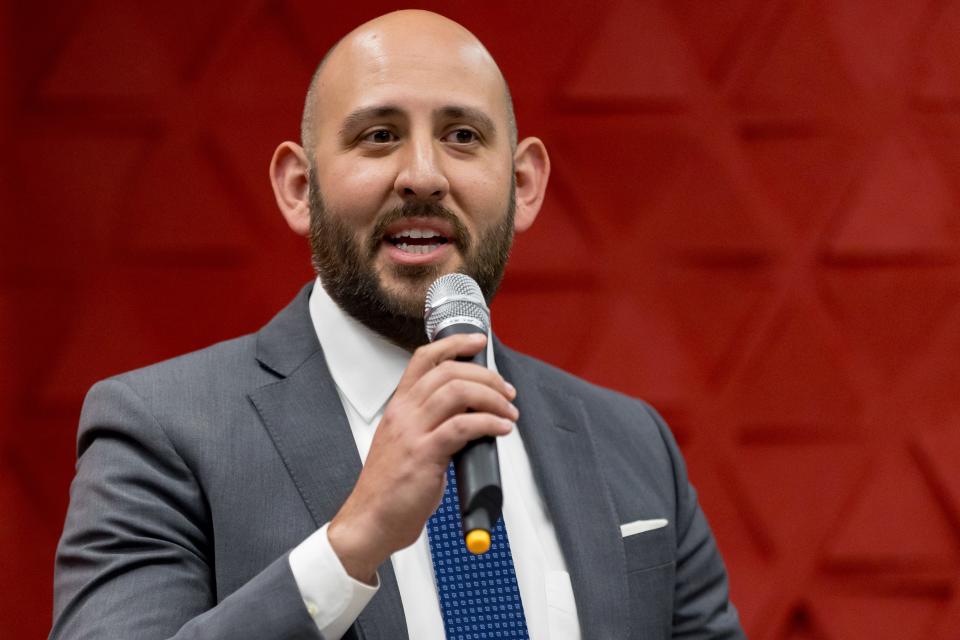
[50,378,325,640]
[643,402,747,639]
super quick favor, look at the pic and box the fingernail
[505,381,517,397]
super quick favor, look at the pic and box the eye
[363,129,397,144]
[443,128,479,145]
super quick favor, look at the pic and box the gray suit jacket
[51,283,745,639]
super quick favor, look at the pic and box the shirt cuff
[289,522,380,639]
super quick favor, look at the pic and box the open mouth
[379,216,459,263]
[385,228,451,255]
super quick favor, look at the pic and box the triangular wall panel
[826,0,930,94]
[811,592,945,640]
[916,424,960,534]
[733,295,862,430]
[734,2,857,117]
[735,441,869,554]
[659,265,774,382]
[825,448,960,569]
[825,132,960,260]
[577,291,699,408]
[638,142,781,258]
[665,0,758,83]
[40,2,177,101]
[916,1,960,106]
[562,0,700,108]
[742,133,859,237]
[116,135,257,259]
[818,266,960,382]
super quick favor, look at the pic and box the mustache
[368,201,471,253]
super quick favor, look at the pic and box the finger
[409,360,515,404]
[426,413,514,460]
[419,378,519,427]
[396,333,487,393]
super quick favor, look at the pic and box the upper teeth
[390,229,440,239]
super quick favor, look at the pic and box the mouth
[386,228,450,254]
[381,217,457,264]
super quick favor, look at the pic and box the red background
[4,1,960,638]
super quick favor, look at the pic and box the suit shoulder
[78,332,274,454]
[91,334,274,404]
[108,333,260,391]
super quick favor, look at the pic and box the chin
[381,258,459,285]
[377,273,431,306]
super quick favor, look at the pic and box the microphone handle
[434,323,503,554]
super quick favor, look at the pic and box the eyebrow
[337,104,498,141]
[339,105,405,139]
[434,106,497,139]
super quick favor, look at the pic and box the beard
[307,167,516,351]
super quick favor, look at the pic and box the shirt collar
[308,278,411,422]
[308,277,498,422]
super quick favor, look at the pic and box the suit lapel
[248,284,408,640]
[496,342,631,639]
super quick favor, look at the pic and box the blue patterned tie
[427,463,529,639]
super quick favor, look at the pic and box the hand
[327,333,518,583]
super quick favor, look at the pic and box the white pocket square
[620,518,669,537]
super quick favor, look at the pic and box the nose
[394,135,449,201]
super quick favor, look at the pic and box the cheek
[456,166,512,213]
[320,162,395,219]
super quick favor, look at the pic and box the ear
[512,136,550,233]
[270,141,311,237]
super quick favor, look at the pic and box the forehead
[312,29,508,133]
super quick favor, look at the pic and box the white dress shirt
[288,278,581,639]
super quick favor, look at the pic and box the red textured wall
[4,1,960,638]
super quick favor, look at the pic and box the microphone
[424,273,502,555]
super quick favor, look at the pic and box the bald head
[300,10,517,154]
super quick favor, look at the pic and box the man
[52,10,745,640]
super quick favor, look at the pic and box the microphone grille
[424,273,490,341]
